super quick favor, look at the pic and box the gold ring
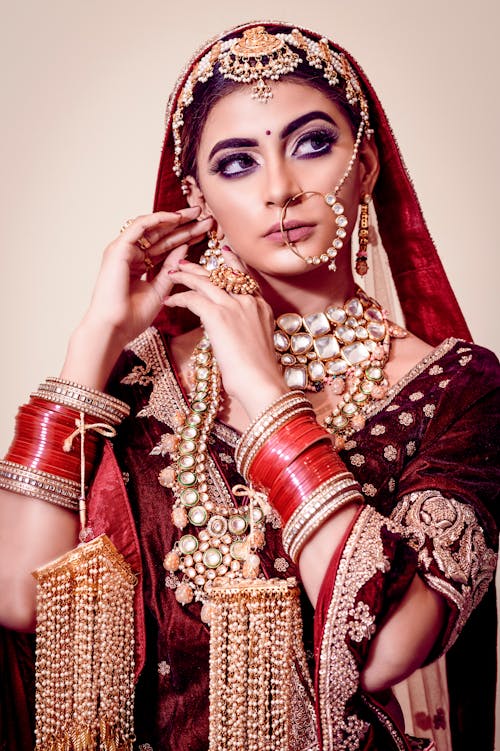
[136,235,152,251]
[209,264,259,295]
[120,218,134,233]
[143,252,154,270]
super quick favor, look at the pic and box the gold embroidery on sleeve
[391,490,497,649]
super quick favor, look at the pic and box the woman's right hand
[87,206,211,343]
[60,206,212,389]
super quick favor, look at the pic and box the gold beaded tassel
[208,577,300,751]
[33,536,136,751]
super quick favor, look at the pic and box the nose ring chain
[278,117,365,270]
[279,190,348,271]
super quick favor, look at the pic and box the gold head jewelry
[172,26,370,177]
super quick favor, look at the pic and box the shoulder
[437,339,500,394]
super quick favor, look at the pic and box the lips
[264,220,315,244]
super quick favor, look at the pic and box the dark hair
[180,60,363,179]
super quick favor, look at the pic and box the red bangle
[5,400,101,483]
[248,417,330,490]
[269,443,348,525]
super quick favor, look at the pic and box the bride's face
[188,80,377,277]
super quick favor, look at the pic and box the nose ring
[279,191,323,260]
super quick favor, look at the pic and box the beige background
[0,0,498,744]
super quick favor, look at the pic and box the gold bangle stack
[235,390,313,480]
[0,460,81,510]
[282,474,364,562]
[32,376,130,424]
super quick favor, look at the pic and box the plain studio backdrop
[0,0,498,746]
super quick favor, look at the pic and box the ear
[183,175,209,215]
[183,175,224,240]
[358,135,380,196]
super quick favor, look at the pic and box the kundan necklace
[157,291,401,749]
[274,289,406,446]
[158,344,308,751]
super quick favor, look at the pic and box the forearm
[0,345,130,631]
[0,490,79,630]
[60,316,128,390]
[360,573,446,692]
[239,391,447,694]
[298,513,446,692]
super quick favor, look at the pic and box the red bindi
[265,129,272,136]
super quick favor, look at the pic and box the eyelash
[210,128,339,179]
[294,128,338,159]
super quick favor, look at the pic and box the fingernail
[168,268,178,274]
[179,259,189,264]
[221,245,232,252]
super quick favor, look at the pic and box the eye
[293,128,338,159]
[210,152,257,178]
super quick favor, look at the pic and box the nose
[263,155,301,208]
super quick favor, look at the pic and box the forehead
[197,80,349,150]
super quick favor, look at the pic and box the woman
[0,21,498,751]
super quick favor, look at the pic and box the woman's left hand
[164,249,287,420]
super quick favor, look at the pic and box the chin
[250,255,325,279]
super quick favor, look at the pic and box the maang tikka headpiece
[171,25,371,178]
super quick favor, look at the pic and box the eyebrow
[207,110,337,162]
[279,110,337,140]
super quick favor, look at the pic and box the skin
[0,81,445,694]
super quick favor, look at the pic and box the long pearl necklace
[160,337,267,622]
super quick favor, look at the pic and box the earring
[355,194,370,276]
[199,230,223,270]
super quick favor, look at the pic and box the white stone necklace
[273,289,406,447]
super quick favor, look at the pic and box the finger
[148,244,190,300]
[177,259,211,277]
[166,267,229,303]
[144,209,210,247]
[151,216,213,255]
[219,245,247,273]
[164,289,218,320]
[119,207,201,245]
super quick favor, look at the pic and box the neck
[250,255,358,318]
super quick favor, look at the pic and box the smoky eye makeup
[209,152,258,178]
[207,119,340,178]
[292,126,340,159]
